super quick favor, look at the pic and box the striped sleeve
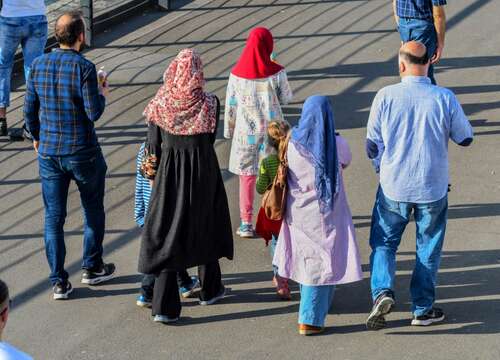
[134,143,147,227]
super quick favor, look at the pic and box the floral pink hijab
[143,49,217,135]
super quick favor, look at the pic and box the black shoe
[199,286,227,306]
[366,292,395,330]
[0,118,7,137]
[8,128,24,142]
[81,263,116,285]
[53,281,73,300]
[411,308,445,326]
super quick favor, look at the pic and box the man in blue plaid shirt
[393,0,447,84]
[24,11,115,300]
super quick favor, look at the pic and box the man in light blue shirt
[365,41,473,330]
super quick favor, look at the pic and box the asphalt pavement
[1,1,499,359]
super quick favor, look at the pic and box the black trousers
[152,261,222,318]
[141,270,191,299]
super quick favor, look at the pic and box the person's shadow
[328,248,500,335]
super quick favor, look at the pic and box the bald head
[55,11,85,48]
[398,41,430,77]
[401,41,427,59]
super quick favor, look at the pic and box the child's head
[267,120,290,153]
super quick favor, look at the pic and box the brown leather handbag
[261,134,290,221]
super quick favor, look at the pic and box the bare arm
[223,77,236,139]
[432,5,446,64]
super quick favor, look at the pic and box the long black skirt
[138,132,234,274]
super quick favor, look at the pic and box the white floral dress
[224,70,293,176]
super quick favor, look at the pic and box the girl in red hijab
[231,27,284,79]
[224,27,293,238]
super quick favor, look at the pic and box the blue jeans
[0,15,47,107]
[269,235,278,276]
[398,18,438,85]
[299,285,335,327]
[369,187,448,316]
[38,147,107,285]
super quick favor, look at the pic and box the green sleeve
[256,159,271,194]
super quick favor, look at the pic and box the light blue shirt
[367,76,473,203]
[0,0,46,17]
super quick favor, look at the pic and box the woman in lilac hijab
[273,96,363,335]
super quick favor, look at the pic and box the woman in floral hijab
[138,49,233,324]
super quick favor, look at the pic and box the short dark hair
[55,11,85,46]
[0,279,8,309]
[399,50,429,65]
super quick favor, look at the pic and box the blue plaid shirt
[396,0,447,20]
[24,48,106,156]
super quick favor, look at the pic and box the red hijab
[231,27,284,79]
[143,49,217,135]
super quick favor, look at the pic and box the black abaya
[138,98,234,275]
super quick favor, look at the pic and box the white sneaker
[153,315,179,324]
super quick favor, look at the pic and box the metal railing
[1,0,173,74]
[78,0,172,46]
[0,1,172,47]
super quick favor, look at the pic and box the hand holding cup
[98,67,110,97]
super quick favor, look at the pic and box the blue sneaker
[179,276,200,298]
[136,294,152,308]
[236,223,255,238]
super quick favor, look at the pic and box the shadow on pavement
[385,299,500,335]
[70,286,140,299]
[284,56,500,129]
[353,202,500,229]
[134,248,500,332]
[3,1,499,339]
[176,303,299,326]
[9,227,142,310]
[332,249,500,335]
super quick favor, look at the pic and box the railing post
[155,0,172,11]
[80,0,94,47]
